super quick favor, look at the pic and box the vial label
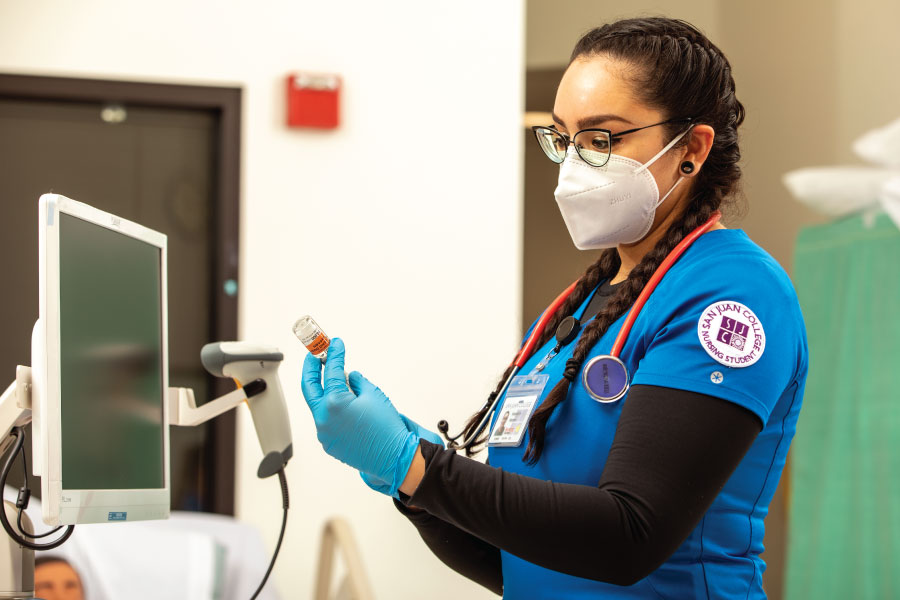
[303,332,330,356]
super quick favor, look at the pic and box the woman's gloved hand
[359,414,444,497]
[301,338,433,497]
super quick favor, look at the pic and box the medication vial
[293,315,331,361]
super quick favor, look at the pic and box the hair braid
[459,248,620,456]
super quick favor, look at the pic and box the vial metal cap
[292,315,319,339]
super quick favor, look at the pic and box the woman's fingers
[323,338,350,395]
[301,352,325,414]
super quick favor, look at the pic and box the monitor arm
[168,385,249,428]
[0,367,33,460]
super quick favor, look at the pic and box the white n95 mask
[554,128,690,249]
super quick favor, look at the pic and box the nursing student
[301,17,807,599]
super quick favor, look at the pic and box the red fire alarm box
[287,73,341,129]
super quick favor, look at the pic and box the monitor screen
[58,212,165,490]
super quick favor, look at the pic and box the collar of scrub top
[440,210,722,449]
[581,210,722,402]
[531,279,622,373]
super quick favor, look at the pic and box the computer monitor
[30,194,170,526]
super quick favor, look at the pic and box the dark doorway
[0,74,240,515]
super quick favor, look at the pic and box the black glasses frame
[531,117,693,167]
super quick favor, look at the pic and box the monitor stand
[1,363,270,598]
[1,502,33,600]
[0,367,35,600]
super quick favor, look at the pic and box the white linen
[781,165,899,217]
[853,116,900,167]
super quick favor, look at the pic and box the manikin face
[34,560,85,600]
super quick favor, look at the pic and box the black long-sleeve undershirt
[396,385,762,594]
[394,496,505,595]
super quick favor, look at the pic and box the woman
[301,17,807,599]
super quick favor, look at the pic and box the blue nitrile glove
[301,338,425,497]
[360,414,444,497]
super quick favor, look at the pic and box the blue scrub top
[488,229,808,599]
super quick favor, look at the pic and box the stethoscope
[437,210,722,451]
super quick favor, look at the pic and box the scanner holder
[168,379,266,428]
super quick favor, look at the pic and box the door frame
[0,73,241,515]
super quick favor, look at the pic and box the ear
[681,124,715,177]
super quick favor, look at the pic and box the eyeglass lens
[534,128,567,163]
[574,131,611,166]
[533,128,612,167]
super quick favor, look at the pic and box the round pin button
[583,355,629,403]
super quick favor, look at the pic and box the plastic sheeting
[782,115,900,226]
[786,213,900,599]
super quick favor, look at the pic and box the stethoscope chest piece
[583,355,629,403]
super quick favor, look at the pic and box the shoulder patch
[696,301,766,368]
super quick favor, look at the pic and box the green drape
[786,212,900,599]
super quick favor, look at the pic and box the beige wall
[834,0,900,164]
[527,0,720,69]
[694,0,900,271]
[526,0,900,270]
[717,1,836,271]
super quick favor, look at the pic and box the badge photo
[488,374,549,448]
[696,300,766,368]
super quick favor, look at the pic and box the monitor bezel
[33,193,170,526]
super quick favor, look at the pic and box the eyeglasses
[531,117,693,167]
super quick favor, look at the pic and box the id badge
[487,374,549,448]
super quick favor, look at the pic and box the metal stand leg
[0,501,34,600]
[1,369,35,599]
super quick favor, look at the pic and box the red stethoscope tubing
[514,279,580,368]
[610,210,721,356]
[514,210,722,367]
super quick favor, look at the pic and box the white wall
[0,1,524,598]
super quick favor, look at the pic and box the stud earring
[680,161,695,174]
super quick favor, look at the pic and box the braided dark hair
[463,17,745,461]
